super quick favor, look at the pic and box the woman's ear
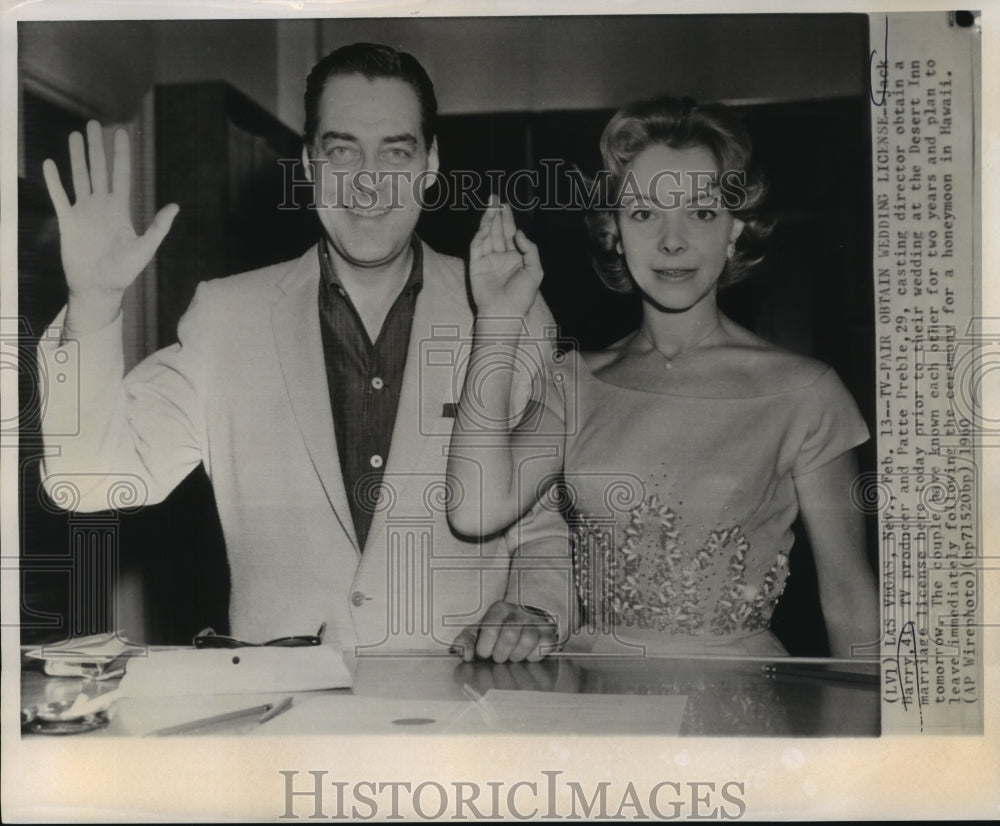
[729,218,745,244]
[726,219,745,260]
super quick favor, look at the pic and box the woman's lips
[652,267,697,278]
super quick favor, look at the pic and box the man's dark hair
[303,42,438,149]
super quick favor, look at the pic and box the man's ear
[422,137,440,193]
[301,145,314,182]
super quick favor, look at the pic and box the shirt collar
[318,235,424,297]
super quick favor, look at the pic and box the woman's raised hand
[469,197,543,319]
[42,121,178,334]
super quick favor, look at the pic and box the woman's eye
[628,209,652,222]
[692,209,717,222]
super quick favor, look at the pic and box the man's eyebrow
[319,130,358,144]
[317,131,418,147]
[381,133,418,146]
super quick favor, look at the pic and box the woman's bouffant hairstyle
[586,96,773,293]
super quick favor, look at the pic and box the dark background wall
[17,15,874,655]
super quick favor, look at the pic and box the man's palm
[43,121,178,301]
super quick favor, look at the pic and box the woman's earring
[726,241,736,259]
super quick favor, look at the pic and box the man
[37,42,571,661]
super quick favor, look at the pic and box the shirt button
[371,376,384,390]
[369,454,383,469]
[351,591,365,607]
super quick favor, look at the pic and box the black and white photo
[2,2,993,821]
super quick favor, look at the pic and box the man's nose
[353,164,390,190]
[351,149,393,182]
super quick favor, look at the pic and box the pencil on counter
[761,663,879,687]
[259,695,294,724]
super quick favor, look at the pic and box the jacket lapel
[271,245,359,554]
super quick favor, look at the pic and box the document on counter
[118,645,352,697]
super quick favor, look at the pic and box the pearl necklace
[638,322,721,370]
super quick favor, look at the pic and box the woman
[447,97,878,659]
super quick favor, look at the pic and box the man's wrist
[65,290,125,339]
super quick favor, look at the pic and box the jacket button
[351,591,365,607]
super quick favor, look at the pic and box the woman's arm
[446,201,565,537]
[793,450,879,659]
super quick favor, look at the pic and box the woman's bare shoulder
[722,322,832,392]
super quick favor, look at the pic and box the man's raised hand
[42,121,179,335]
[469,197,543,320]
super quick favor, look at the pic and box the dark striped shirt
[317,237,423,550]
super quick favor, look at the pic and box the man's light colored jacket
[38,242,572,653]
